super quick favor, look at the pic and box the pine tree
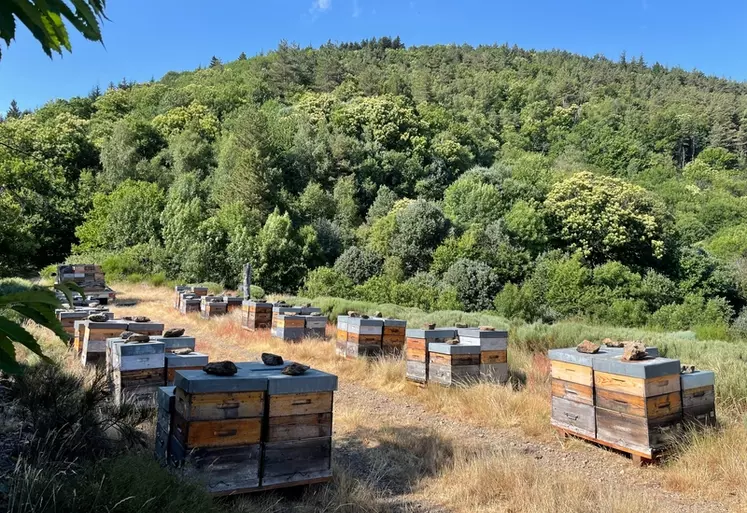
[6,99,21,119]
[209,56,222,68]
[238,52,247,61]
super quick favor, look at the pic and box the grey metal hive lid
[406,328,457,339]
[116,341,165,356]
[680,370,715,390]
[236,361,295,373]
[591,354,681,378]
[347,317,384,327]
[457,328,508,338]
[174,366,269,394]
[381,318,407,327]
[87,320,129,329]
[157,386,176,411]
[272,306,303,314]
[601,345,660,358]
[548,347,622,367]
[337,315,349,323]
[266,368,338,395]
[105,337,128,349]
[242,299,272,307]
[165,352,209,364]
[428,342,481,355]
[128,322,165,331]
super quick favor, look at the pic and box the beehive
[165,352,209,385]
[241,300,273,331]
[150,335,197,353]
[405,328,457,384]
[174,286,189,310]
[380,318,407,354]
[180,296,201,314]
[80,319,130,366]
[335,316,349,356]
[428,342,480,386]
[190,286,209,297]
[458,327,509,383]
[263,368,337,487]
[56,309,113,337]
[223,296,244,313]
[155,386,176,465]
[128,322,165,337]
[680,370,716,426]
[303,314,328,339]
[201,297,228,319]
[346,318,384,358]
[295,305,322,316]
[59,264,106,292]
[112,340,166,406]
[273,305,303,315]
[592,356,682,457]
[171,367,268,494]
[271,314,305,342]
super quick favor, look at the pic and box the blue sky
[2,0,747,111]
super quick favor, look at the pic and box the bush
[730,307,747,340]
[649,294,733,331]
[334,246,383,285]
[597,298,650,327]
[443,259,501,312]
[390,199,450,275]
[302,267,355,299]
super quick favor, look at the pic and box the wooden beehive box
[112,341,166,406]
[295,305,322,315]
[405,328,457,384]
[428,342,480,386]
[335,316,349,357]
[592,356,682,458]
[223,296,244,313]
[458,327,509,383]
[242,300,273,331]
[165,352,209,385]
[201,297,228,319]
[56,309,113,337]
[263,368,337,487]
[155,386,176,465]
[81,320,130,366]
[271,314,305,342]
[303,314,327,339]
[680,370,716,426]
[170,367,268,494]
[190,286,209,297]
[150,334,197,352]
[128,322,165,337]
[346,318,384,358]
[180,297,201,314]
[174,286,189,310]
[380,318,406,354]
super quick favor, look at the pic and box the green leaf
[0,289,61,307]
[55,281,83,307]
[0,332,23,374]
[0,315,39,348]
[11,304,67,344]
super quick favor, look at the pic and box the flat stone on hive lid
[174,365,269,394]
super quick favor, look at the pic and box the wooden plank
[595,372,680,398]
[406,361,427,383]
[267,412,333,442]
[555,427,658,463]
[167,366,203,385]
[429,353,480,366]
[171,440,261,494]
[383,326,406,336]
[348,333,381,344]
[551,360,593,386]
[262,437,332,481]
[428,363,480,386]
[406,338,427,351]
[682,385,715,409]
[551,378,593,406]
[114,368,165,387]
[595,390,681,419]
[175,388,264,421]
[268,392,333,417]
[683,404,717,426]
[406,347,426,363]
[172,412,261,448]
[481,350,507,364]
[595,407,681,457]
[550,396,595,438]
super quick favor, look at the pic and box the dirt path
[111,286,734,513]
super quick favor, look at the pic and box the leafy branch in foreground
[0,281,82,373]
[0,0,108,59]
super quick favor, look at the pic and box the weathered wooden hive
[190,286,209,297]
[346,317,383,358]
[271,314,305,342]
[458,327,509,383]
[680,370,716,426]
[111,340,166,406]
[223,296,244,313]
[241,300,273,331]
[335,315,349,356]
[593,355,683,458]
[170,366,267,494]
[59,264,106,292]
[155,386,175,465]
[174,285,189,310]
[201,296,228,319]
[79,319,130,366]
[405,327,456,384]
[428,342,480,387]
[381,318,407,354]
[56,309,112,338]
[302,314,328,339]
[180,295,201,314]
[164,352,209,386]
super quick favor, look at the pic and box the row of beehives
[335,315,407,358]
[405,326,509,387]
[57,263,106,291]
[549,345,716,460]
[270,304,328,341]
[174,285,244,318]
[154,361,337,494]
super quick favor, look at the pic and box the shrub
[730,307,747,340]
[443,259,501,312]
[390,199,450,275]
[334,246,384,285]
[597,298,650,327]
[649,294,733,331]
[302,267,355,299]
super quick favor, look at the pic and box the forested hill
[4,38,747,334]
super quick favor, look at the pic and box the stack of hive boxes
[346,317,384,358]
[241,300,273,331]
[458,327,509,383]
[303,314,328,339]
[111,339,166,406]
[161,362,337,494]
[427,341,480,386]
[335,316,348,357]
[99,320,165,373]
[56,308,112,338]
[155,386,175,464]
[681,370,716,426]
[381,318,407,354]
[174,285,189,310]
[150,334,208,385]
[405,327,456,384]
[78,318,130,366]
[272,313,305,342]
[180,294,201,314]
[223,296,244,313]
[201,297,228,319]
[58,264,106,292]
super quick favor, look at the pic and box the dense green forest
[4,37,747,336]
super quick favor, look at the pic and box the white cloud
[353,0,361,17]
[312,0,332,11]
